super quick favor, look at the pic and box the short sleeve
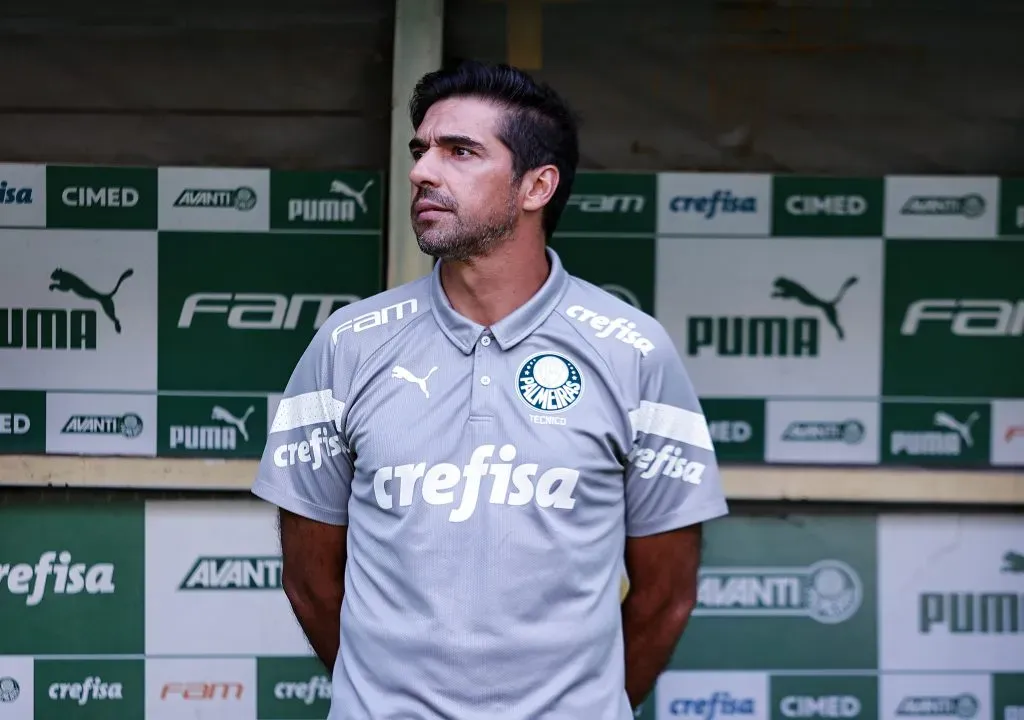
[251,324,354,526]
[624,336,729,537]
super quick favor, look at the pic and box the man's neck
[438,239,550,328]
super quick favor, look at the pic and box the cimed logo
[516,352,583,414]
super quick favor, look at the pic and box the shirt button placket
[469,332,494,420]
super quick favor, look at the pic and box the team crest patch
[516,352,584,414]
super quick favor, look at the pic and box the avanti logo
[169,405,254,451]
[174,186,257,211]
[566,193,644,213]
[687,276,858,358]
[782,420,865,445]
[1,267,133,350]
[668,691,756,719]
[895,694,978,718]
[785,194,867,217]
[564,305,654,356]
[669,190,756,219]
[901,299,1023,337]
[371,443,580,523]
[0,550,115,607]
[62,412,144,438]
[901,194,986,218]
[48,676,124,705]
[178,292,360,331]
[890,411,979,458]
[0,180,33,206]
[179,556,282,590]
[695,559,862,624]
[288,178,374,223]
[919,552,1022,635]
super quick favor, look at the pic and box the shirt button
[481,336,491,347]
[480,376,491,386]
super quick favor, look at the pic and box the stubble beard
[414,190,518,262]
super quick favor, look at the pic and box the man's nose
[409,149,440,188]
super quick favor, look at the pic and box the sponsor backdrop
[0,501,1020,719]
[0,164,384,465]
[2,164,1022,469]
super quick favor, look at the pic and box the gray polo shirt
[252,247,729,720]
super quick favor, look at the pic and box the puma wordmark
[372,444,580,523]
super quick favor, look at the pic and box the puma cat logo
[771,276,858,340]
[391,365,438,398]
[330,179,374,214]
[1002,550,1024,573]
[49,267,134,333]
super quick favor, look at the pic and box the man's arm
[250,319,355,672]
[620,320,729,709]
[279,510,348,673]
[622,524,701,709]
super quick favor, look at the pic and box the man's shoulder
[322,276,430,347]
[557,275,674,361]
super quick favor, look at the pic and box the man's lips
[413,200,450,219]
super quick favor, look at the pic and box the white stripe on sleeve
[629,400,714,451]
[269,390,345,433]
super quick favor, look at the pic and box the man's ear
[521,165,560,212]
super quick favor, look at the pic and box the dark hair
[409,60,580,239]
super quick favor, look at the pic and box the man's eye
[453,147,473,157]
[411,150,424,160]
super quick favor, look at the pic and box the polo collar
[429,246,570,354]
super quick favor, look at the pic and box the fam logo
[516,352,584,414]
[901,194,986,218]
[174,186,257,211]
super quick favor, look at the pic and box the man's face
[408,96,519,261]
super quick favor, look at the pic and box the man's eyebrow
[408,134,486,152]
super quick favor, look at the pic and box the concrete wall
[0,0,394,169]
[445,0,1024,175]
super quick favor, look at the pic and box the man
[252,61,728,719]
